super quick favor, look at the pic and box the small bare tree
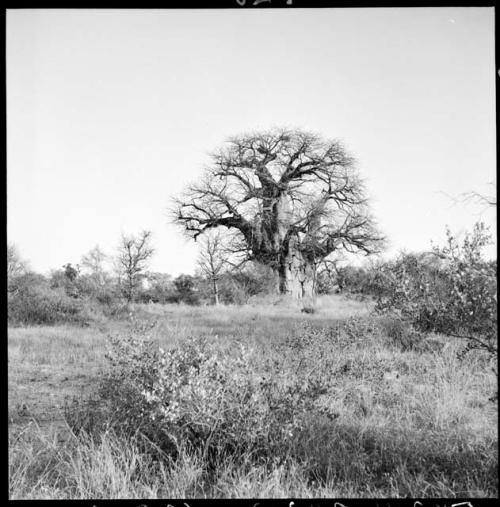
[317,254,346,292]
[116,231,154,302]
[7,243,29,281]
[81,245,108,286]
[197,232,228,305]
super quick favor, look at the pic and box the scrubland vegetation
[7,132,497,499]
[8,220,498,499]
[8,299,497,498]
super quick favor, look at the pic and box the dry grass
[8,295,498,499]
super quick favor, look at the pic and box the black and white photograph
[6,5,497,500]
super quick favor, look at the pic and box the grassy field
[8,295,498,499]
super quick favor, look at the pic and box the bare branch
[116,230,154,302]
[171,128,384,297]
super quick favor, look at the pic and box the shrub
[136,272,177,304]
[378,315,428,352]
[173,275,200,305]
[376,223,497,360]
[99,300,131,319]
[76,321,345,469]
[95,287,119,307]
[8,274,85,326]
[40,315,499,496]
[301,306,316,314]
[49,267,80,299]
[209,264,277,305]
[8,271,46,294]
[316,261,393,298]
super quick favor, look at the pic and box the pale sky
[7,8,496,276]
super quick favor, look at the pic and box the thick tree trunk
[255,192,317,300]
[278,247,316,300]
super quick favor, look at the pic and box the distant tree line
[6,229,280,325]
[7,175,497,367]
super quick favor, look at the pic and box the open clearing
[8,295,372,428]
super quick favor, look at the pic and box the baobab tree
[173,128,384,299]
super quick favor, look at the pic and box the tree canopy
[173,128,384,298]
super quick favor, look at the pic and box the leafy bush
[49,267,80,299]
[378,315,428,352]
[194,263,278,305]
[137,273,177,304]
[316,262,392,298]
[77,320,346,469]
[8,274,84,326]
[301,306,316,314]
[41,314,498,496]
[376,223,497,359]
[94,286,120,307]
[173,275,200,305]
[8,272,46,295]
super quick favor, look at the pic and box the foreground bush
[10,308,497,498]
[77,321,340,468]
[57,315,497,498]
[376,223,497,361]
